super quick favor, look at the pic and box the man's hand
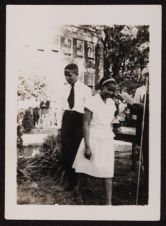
[84,146,92,160]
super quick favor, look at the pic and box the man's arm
[118,92,134,106]
[56,88,65,132]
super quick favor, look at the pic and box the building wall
[17,25,104,103]
[17,25,104,128]
[55,25,104,89]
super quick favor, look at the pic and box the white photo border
[5,5,161,220]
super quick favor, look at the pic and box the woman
[72,77,117,205]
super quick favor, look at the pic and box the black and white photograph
[5,5,161,221]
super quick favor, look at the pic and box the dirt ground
[17,143,148,206]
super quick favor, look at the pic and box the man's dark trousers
[61,110,83,188]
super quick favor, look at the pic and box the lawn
[17,132,148,206]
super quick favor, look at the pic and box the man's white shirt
[56,80,92,128]
[134,85,147,104]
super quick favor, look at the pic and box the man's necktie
[68,84,74,109]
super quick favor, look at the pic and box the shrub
[17,125,24,148]
[17,134,63,183]
[22,109,34,133]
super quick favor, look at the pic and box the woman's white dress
[72,93,116,178]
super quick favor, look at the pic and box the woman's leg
[104,178,113,205]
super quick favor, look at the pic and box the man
[133,67,149,199]
[58,63,92,190]
[133,67,149,145]
[134,67,148,104]
[117,66,149,201]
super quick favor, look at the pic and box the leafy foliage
[17,75,48,101]
[17,134,63,183]
[79,25,149,84]
[22,109,34,133]
[104,25,149,83]
[17,125,24,148]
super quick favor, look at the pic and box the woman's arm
[83,108,92,159]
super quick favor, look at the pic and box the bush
[22,109,34,133]
[17,134,63,183]
[41,134,62,173]
[17,125,24,148]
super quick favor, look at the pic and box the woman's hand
[84,146,92,160]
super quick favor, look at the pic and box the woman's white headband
[102,78,116,86]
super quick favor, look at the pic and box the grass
[17,142,148,205]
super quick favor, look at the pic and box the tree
[79,25,149,83]
[17,75,48,101]
[103,25,149,83]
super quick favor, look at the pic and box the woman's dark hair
[96,76,116,90]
